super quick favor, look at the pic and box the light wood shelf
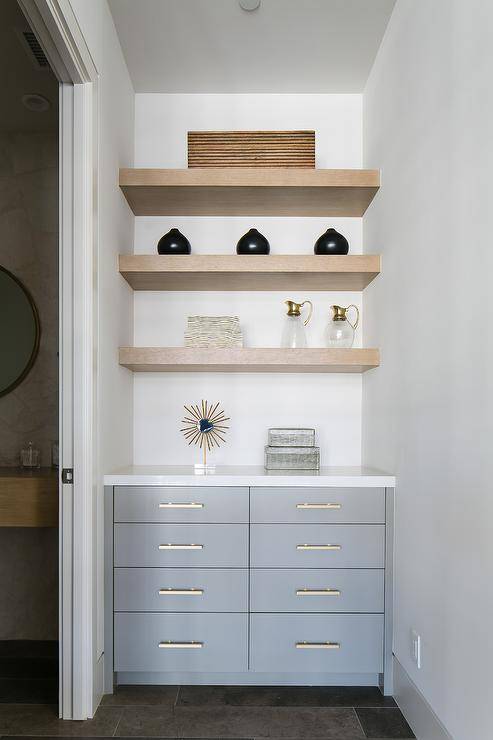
[119,168,380,216]
[119,254,380,291]
[119,347,379,374]
[0,468,58,527]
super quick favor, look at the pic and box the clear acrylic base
[194,463,216,475]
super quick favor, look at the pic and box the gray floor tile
[355,708,415,738]
[176,706,365,739]
[101,685,179,706]
[0,678,58,704]
[177,686,396,708]
[0,704,122,736]
[115,706,182,737]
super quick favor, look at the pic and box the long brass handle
[158,641,203,649]
[159,502,204,509]
[296,588,341,596]
[159,588,204,596]
[296,641,340,650]
[296,503,341,510]
[297,544,341,551]
[158,544,203,550]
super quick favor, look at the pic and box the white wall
[363,2,493,738]
[133,94,364,466]
[63,0,134,712]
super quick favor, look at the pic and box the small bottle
[325,305,359,348]
[20,442,41,469]
[280,300,313,348]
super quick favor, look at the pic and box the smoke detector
[239,0,261,10]
[22,93,51,112]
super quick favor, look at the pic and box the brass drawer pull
[158,641,203,649]
[159,502,204,509]
[159,588,204,596]
[297,544,341,551]
[296,641,340,650]
[158,544,203,550]
[296,588,341,596]
[296,503,341,510]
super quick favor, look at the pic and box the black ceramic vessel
[314,228,349,255]
[236,228,270,255]
[157,228,191,255]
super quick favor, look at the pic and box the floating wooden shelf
[119,168,380,217]
[0,468,58,527]
[119,347,379,374]
[119,254,380,292]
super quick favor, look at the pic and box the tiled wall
[0,132,58,467]
[0,132,58,640]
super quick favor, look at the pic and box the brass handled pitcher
[325,304,359,348]
[281,299,313,348]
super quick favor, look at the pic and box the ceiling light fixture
[21,93,50,112]
[239,0,261,10]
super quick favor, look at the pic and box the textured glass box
[264,446,320,470]
[267,428,315,447]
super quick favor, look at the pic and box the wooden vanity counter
[0,468,58,527]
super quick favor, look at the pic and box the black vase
[314,228,349,255]
[236,228,270,255]
[157,228,191,255]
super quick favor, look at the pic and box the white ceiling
[0,0,58,132]
[108,0,396,94]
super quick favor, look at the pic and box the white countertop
[104,465,395,487]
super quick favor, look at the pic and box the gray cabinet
[251,487,385,524]
[115,612,248,672]
[251,524,385,568]
[250,614,384,673]
[250,568,384,613]
[115,567,248,612]
[114,523,248,567]
[106,483,393,690]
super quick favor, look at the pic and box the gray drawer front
[251,524,384,568]
[114,524,248,567]
[250,614,383,673]
[250,569,384,613]
[251,487,385,524]
[115,486,248,523]
[115,613,248,672]
[115,568,248,612]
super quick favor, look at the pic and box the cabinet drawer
[115,568,248,612]
[250,614,383,673]
[115,613,248,672]
[114,524,248,567]
[114,486,248,523]
[250,569,384,613]
[251,524,384,568]
[251,487,385,524]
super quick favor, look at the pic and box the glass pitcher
[281,299,313,348]
[325,304,359,348]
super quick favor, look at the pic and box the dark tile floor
[0,641,58,705]
[0,684,415,739]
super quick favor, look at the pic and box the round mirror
[0,266,40,398]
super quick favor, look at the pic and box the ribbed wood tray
[188,130,315,168]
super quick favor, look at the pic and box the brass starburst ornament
[181,400,230,472]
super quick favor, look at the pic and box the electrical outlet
[411,629,421,668]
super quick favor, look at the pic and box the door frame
[18,0,99,720]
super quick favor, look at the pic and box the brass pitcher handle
[301,300,313,326]
[346,304,359,331]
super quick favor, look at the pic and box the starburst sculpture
[181,400,230,469]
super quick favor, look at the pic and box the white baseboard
[393,656,454,740]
